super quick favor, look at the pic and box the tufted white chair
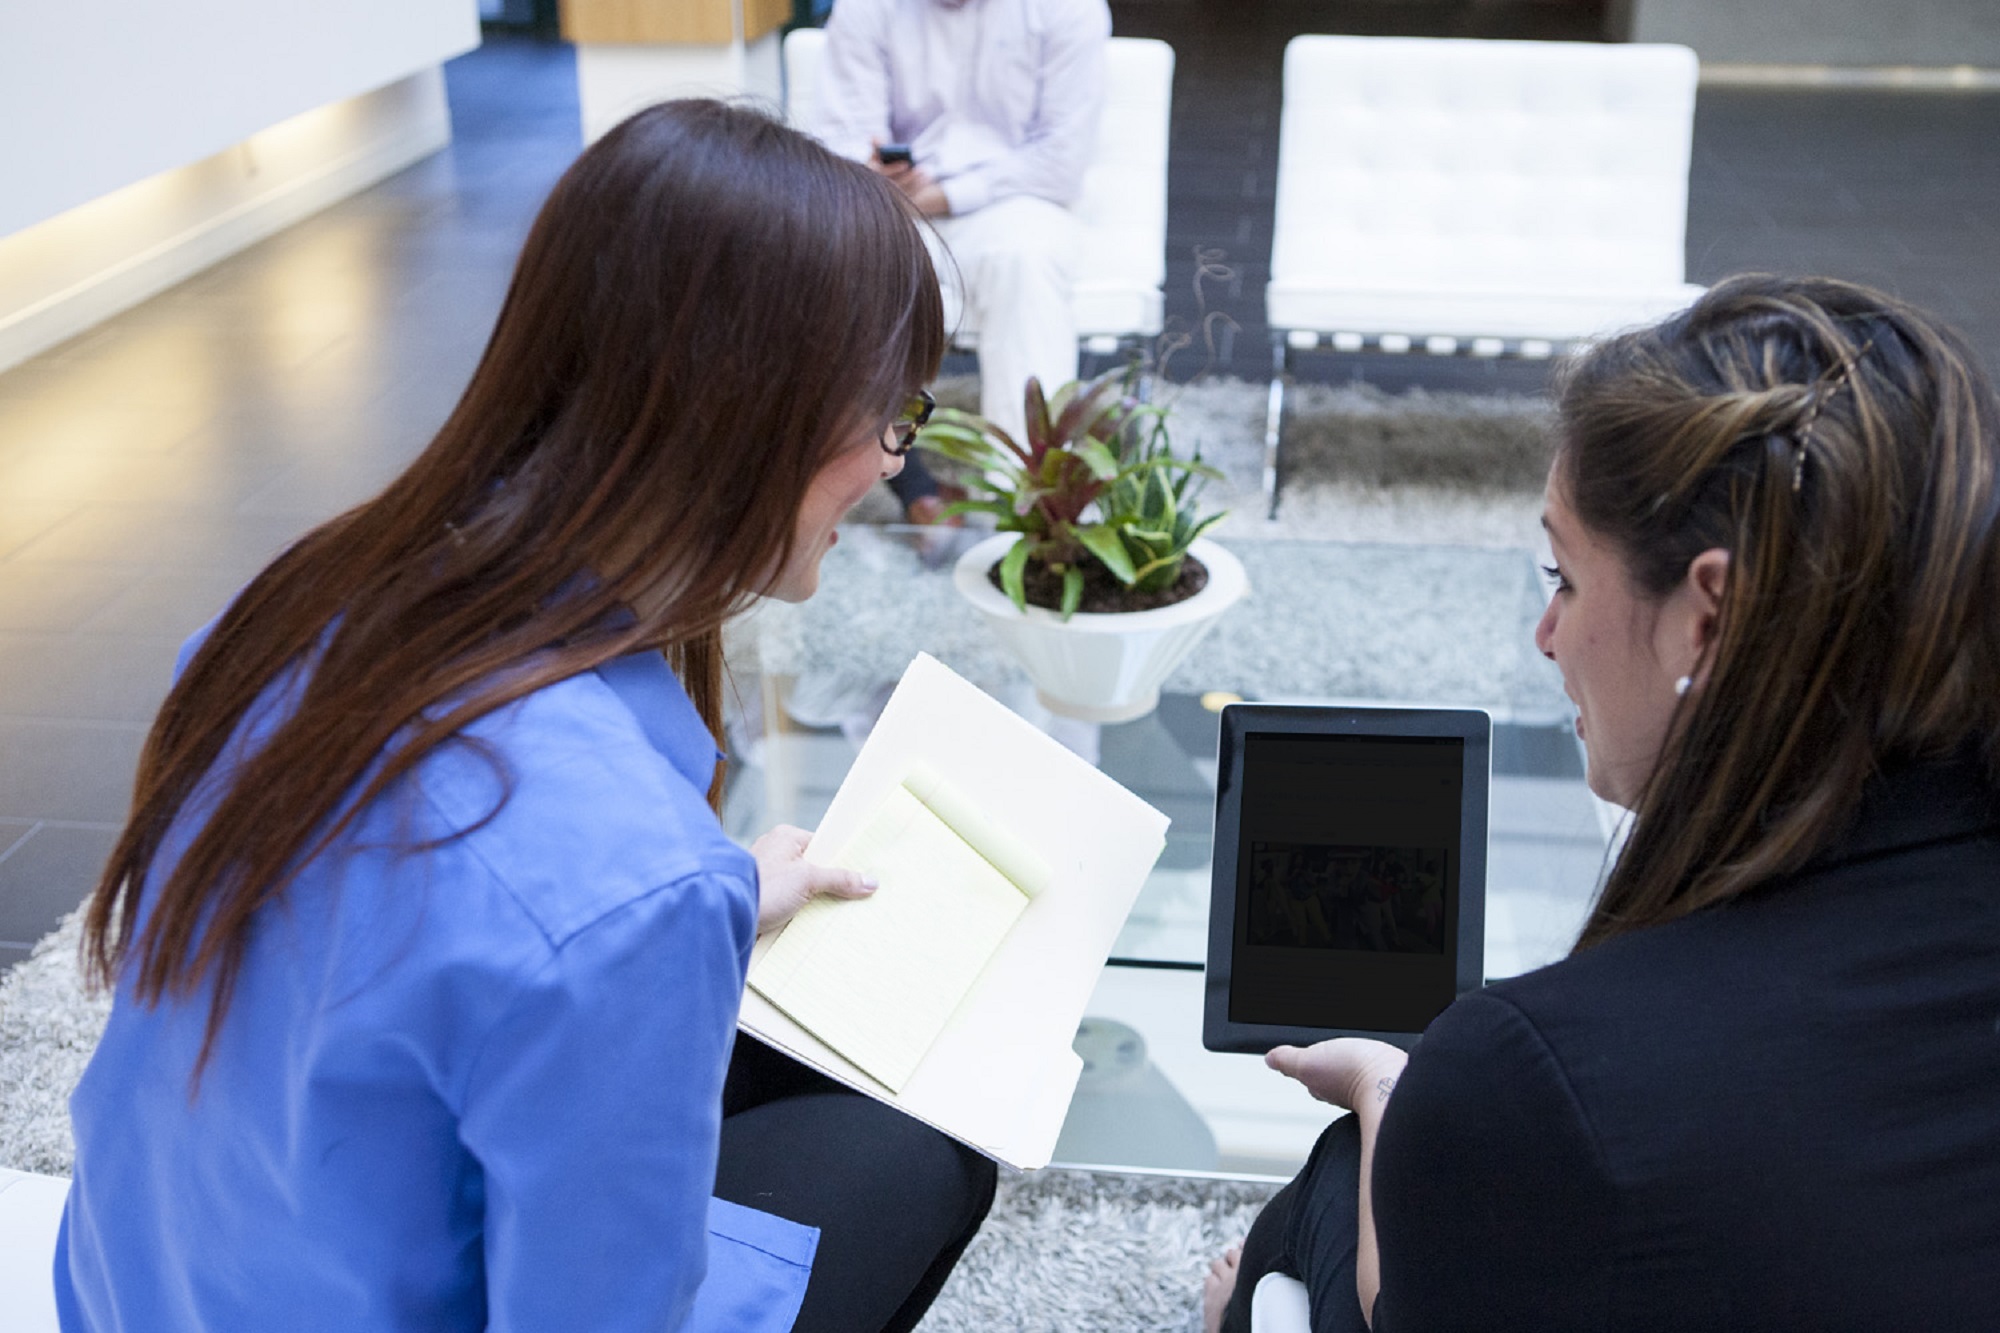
[783,28,1174,360]
[1261,35,1702,515]
[0,1168,68,1332]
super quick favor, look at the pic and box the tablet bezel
[1202,703,1491,1054]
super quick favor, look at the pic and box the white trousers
[927,195,1081,444]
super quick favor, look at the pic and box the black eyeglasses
[882,389,935,457]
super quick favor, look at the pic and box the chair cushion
[1267,35,1700,341]
[1266,280,1705,342]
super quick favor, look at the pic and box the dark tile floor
[0,38,583,967]
[2,16,1998,967]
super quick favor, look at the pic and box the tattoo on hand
[1375,1075,1398,1104]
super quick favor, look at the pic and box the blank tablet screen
[1228,732,1464,1034]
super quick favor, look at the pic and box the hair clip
[1790,339,1874,494]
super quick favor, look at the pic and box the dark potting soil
[993,554,1210,615]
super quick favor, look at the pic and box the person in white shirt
[811,0,1112,445]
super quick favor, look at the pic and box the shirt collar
[592,650,725,796]
[1810,745,2000,870]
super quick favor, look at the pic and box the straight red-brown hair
[84,99,945,1069]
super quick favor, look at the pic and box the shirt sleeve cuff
[940,174,992,217]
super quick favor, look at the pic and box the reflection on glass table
[721,525,1615,1175]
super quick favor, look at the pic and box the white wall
[0,1,480,371]
[0,70,453,374]
[0,0,481,239]
[1634,0,2000,68]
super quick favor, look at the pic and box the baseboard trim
[0,73,452,376]
[1701,62,2000,90]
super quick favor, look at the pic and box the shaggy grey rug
[915,1169,1280,1332]
[0,912,106,1178]
[0,912,1278,1331]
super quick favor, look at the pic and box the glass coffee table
[721,525,1612,1176]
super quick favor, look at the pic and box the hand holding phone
[876,142,914,167]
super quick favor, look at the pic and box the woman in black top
[1207,274,2000,1332]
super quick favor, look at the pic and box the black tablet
[1203,704,1490,1054]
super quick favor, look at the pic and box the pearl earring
[1674,675,1693,697]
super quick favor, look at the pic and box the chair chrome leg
[1078,334,1150,398]
[1263,334,1290,519]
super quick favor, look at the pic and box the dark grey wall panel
[1635,0,2000,67]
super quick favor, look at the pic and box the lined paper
[748,774,1035,1091]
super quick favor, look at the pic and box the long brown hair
[85,100,945,1063]
[1558,274,2000,950]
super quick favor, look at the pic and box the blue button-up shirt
[56,642,815,1330]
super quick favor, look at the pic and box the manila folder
[737,653,1170,1170]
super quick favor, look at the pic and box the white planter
[953,534,1251,723]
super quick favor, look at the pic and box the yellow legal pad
[747,766,1049,1093]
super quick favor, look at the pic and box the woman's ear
[1671,548,1731,684]
[1688,549,1730,649]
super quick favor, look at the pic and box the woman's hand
[1266,1037,1410,1328]
[749,825,876,934]
[1266,1038,1409,1111]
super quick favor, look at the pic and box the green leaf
[1074,439,1121,481]
[1053,370,1126,446]
[915,418,989,444]
[917,435,1007,473]
[1187,512,1229,544]
[927,363,1224,586]
[1130,554,1184,592]
[919,413,1033,469]
[1046,378,1080,420]
[999,538,1032,611]
[984,422,1031,465]
[1076,523,1138,585]
[1060,564,1084,620]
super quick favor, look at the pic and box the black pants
[714,1037,998,1333]
[885,452,940,511]
[1223,1115,1372,1333]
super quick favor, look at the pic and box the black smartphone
[878,143,913,166]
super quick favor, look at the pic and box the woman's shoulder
[1385,772,2000,1324]
[407,662,755,950]
[1430,794,2000,1159]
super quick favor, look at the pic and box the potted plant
[916,366,1249,722]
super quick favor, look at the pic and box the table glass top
[721,524,1611,985]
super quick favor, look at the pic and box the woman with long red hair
[57,100,993,1332]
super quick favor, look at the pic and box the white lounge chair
[1262,34,1703,515]
[782,28,1174,365]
